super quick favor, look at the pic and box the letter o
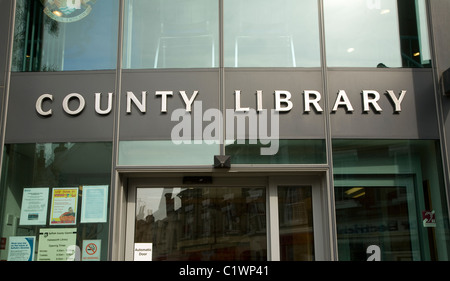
[63,93,85,115]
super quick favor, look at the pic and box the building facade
[1,0,450,261]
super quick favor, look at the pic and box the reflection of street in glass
[135,187,267,261]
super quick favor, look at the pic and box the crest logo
[41,0,96,23]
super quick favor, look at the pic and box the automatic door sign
[82,240,101,261]
[134,243,153,261]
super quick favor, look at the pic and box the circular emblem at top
[41,0,96,23]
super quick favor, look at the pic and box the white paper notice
[37,228,77,261]
[7,236,36,261]
[81,185,108,223]
[20,188,49,225]
[134,243,153,261]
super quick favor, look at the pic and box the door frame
[268,175,329,261]
[122,172,331,261]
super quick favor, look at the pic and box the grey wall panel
[429,0,450,182]
[5,72,116,143]
[0,0,12,87]
[430,0,450,75]
[225,69,326,139]
[329,69,439,139]
[119,70,220,141]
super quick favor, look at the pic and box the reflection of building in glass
[278,187,314,261]
[134,187,267,261]
[335,186,413,261]
[12,0,118,71]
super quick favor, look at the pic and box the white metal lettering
[126,91,147,113]
[362,90,383,112]
[332,90,354,112]
[34,89,407,116]
[36,94,53,116]
[179,91,199,112]
[386,90,407,113]
[274,90,293,112]
[256,90,263,112]
[63,93,85,115]
[234,90,250,112]
[304,90,323,112]
[95,92,113,115]
[155,91,173,113]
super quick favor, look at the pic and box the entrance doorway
[124,174,330,261]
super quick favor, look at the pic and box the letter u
[95,93,113,115]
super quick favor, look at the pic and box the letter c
[36,94,53,116]
[223,266,230,276]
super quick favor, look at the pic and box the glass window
[123,0,219,69]
[225,139,326,164]
[333,140,450,260]
[134,186,267,261]
[224,0,321,67]
[12,0,119,72]
[324,0,431,68]
[118,141,219,166]
[278,186,314,261]
[0,142,112,261]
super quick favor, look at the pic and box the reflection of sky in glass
[224,0,321,67]
[123,0,219,69]
[63,0,119,70]
[118,141,219,166]
[12,0,119,71]
[137,188,183,221]
[324,0,402,67]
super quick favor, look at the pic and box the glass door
[334,175,423,261]
[268,176,328,261]
[125,175,328,261]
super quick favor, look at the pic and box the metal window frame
[121,172,330,261]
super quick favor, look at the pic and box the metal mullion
[317,0,338,261]
[34,9,43,71]
[219,0,225,156]
[109,0,125,261]
[267,177,280,261]
[22,1,31,72]
[28,0,37,72]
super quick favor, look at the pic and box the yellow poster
[50,188,78,225]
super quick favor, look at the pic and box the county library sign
[35,89,408,116]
